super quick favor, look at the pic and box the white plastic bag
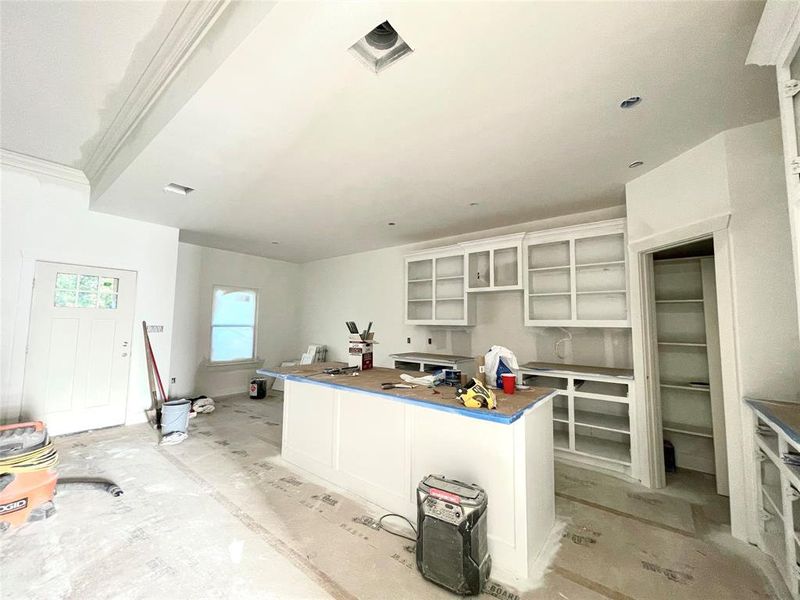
[484,346,519,389]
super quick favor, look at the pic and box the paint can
[443,369,461,386]
[161,399,191,435]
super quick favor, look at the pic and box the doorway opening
[647,237,730,518]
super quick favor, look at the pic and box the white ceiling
[0,0,185,168]
[6,2,777,263]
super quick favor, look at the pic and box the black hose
[57,477,123,497]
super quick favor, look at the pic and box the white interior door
[22,261,136,435]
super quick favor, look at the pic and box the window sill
[205,358,264,370]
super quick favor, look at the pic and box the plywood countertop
[257,363,555,425]
[747,398,800,446]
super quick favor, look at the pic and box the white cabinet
[461,233,524,292]
[519,362,636,478]
[524,219,629,327]
[405,247,474,326]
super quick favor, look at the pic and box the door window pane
[78,275,99,291]
[53,272,119,309]
[56,272,78,290]
[54,290,77,307]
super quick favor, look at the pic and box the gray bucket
[161,399,191,435]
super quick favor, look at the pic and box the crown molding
[1,149,89,186]
[82,0,230,183]
[747,0,800,66]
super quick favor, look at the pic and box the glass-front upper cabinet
[461,233,525,292]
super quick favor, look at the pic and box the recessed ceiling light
[620,96,642,109]
[349,21,413,74]
[271,241,280,245]
[388,222,396,226]
[628,161,644,168]
[163,182,194,195]
[469,202,479,207]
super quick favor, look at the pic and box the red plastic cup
[501,373,516,395]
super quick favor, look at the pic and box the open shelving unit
[749,401,800,600]
[523,219,630,327]
[519,364,635,477]
[653,256,727,486]
[405,248,475,326]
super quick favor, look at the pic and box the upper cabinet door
[462,234,524,292]
[524,219,630,327]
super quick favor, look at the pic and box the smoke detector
[349,21,412,74]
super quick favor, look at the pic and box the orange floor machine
[0,421,59,531]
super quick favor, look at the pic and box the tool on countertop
[322,366,360,375]
[381,383,414,390]
[346,321,359,334]
[456,378,496,410]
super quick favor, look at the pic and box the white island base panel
[281,378,557,585]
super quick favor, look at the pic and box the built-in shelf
[525,364,633,476]
[573,433,631,465]
[408,298,433,302]
[657,341,707,347]
[660,381,710,392]
[574,410,630,434]
[436,297,464,301]
[528,265,570,272]
[408,278,432,283]
[529,291,571,297]
[576,260,625,268]
[576,290,627,295]
[662,421,713,438]
[656,299,704,304]
[436,275,464,281]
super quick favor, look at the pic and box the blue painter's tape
[746,398,800,446]
[257,368,554,425]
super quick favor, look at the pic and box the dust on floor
[0,394,787,600]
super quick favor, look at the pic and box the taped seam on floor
[156,447,358,600]
[551,565,637,600]
[555,492,697,539]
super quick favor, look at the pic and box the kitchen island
[256,363,557,585]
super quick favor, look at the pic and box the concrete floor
[1,393,789,600]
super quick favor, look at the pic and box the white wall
[169,242,302,398]
[625,117,800,543]
[1,165,179,426]
[298,206,632,370]
[724,119,800,401]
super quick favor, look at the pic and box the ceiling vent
[163,183,194,195]
[349,21,412,74]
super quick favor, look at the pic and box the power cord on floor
[378,513,418,543]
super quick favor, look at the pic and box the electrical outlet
[170,377,176,384]
[407,337,411,344]
[427,338,432,345]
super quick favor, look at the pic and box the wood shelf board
[529,292,571,297]
[408,278,433,283]
[436,275,464,281]
[656,299,704,304]
[576,290,627,295]
[762,484,784,518]
[520,361,634,380]
[407,298,433,302]
[660,382,710,392]
[528,265,570,272]
[572,433,632,465]
[657,341,707,347]
[574,410,630,433]
[435,297,464,302]
[576,260,625,268]
[662,421,713,438]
